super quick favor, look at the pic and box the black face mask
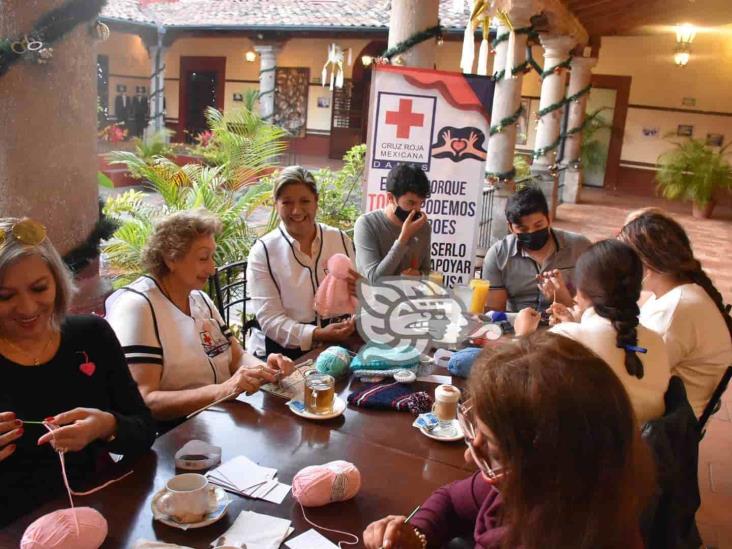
[394,205,422,222]
[516,227,550,251]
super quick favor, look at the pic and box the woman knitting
[104,209,294,427]
[0,218,156,526]
[363,333,655,549]
[514,239,671,424]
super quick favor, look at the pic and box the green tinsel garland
[489,105,524,136]
[492,60,532,82]
[62,199,118,273]
[486,167,516,182]
[533,134,563,160]
[0,0,107,78]
[540,57,572,79]
[536,84,591,119]
[382,23,444,60]
[491,26,536,49]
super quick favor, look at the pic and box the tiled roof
[101,0,471,30]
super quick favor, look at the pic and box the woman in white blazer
[247,166,358,359]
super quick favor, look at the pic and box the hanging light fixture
[675,23,697,45]
[673,48,690,67]
[673,23,696,67]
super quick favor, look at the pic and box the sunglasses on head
[458,399,505,482]
[0,219,47,248]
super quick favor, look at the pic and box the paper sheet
[285,529,340,549]
[211,510,291,549]
[416,374,452,384]
[207,455,276,491]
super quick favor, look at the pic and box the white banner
[363,65,494,288]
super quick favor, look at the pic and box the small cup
[304,372,335,415]
[432,384,461,421]
[158,473,210,523]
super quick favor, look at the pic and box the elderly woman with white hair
[105,209,293,427]
[0,217,155,526]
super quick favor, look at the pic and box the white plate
[151,485,230,530]
[287,396,347,420]
[420,419,464,442]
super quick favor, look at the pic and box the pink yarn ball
[327,254,354,279]
[291,460,361,507]
[21,507,108,549]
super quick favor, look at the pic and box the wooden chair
[698,365,732,437]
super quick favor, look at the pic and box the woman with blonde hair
[0,218,155,525]
[105,209,293,427]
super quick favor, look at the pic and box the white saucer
[420,419,464,442]
[151,485,231,530]
[287,396,347,420]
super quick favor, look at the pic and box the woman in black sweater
[0,218,155,526]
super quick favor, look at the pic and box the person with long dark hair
[515,239,670,423]
[363,333,655,549]
[619,212,732,417]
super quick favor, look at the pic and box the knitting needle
[377,505,422,549]
[186,391,237,419]
[19,420,46,425]
[404,504,421,523]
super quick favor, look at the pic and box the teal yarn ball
[316,346,352,378]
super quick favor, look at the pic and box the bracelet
[413,527,427,548]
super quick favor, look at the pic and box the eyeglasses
[457,399,504,482]
[0,219,47,248]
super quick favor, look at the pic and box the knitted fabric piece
[351,365,419,379]
[350,344,420,372]
[314,254,358,317]
[347,382,433,415]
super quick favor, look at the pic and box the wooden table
[1,361,472,548]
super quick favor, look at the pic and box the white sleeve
[247,241,317,351]
[105,290,164,366]
[662,311,694,370]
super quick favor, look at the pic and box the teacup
[159,473,210,523]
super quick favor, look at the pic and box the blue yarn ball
[316,346,352,378]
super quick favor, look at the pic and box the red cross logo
[385,98,424,139]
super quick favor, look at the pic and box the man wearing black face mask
[354,164,432,282]
[481,187,590,313]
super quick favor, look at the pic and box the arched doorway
[328,40,386,159]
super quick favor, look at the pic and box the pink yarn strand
[42,421,134,533]
[299,502,359,548]
[45,423,80,536]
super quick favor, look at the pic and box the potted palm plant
[655,137,732,219]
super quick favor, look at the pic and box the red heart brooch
[78,351,96,377]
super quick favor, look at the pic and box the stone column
[561,56,596,203]
[254,44,280,122]
[387,0,439,68]
[146,27,167,137]
[0,0,98,255]
[532,34,576,170]
[484,5,534,183]
[531,34,575,219]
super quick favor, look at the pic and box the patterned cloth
[347,382,433,415]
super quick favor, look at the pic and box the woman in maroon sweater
[364,333,655,549]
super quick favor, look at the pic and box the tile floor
[554,187,732,549]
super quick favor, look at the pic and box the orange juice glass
[469,280,491,314]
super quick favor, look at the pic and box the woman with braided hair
[515,239,670,424]
[619,212,732,418]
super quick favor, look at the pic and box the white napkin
[132,541,195,549]
[211,510,292,549]
[206,455,290,503]
[285,529,340,549]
